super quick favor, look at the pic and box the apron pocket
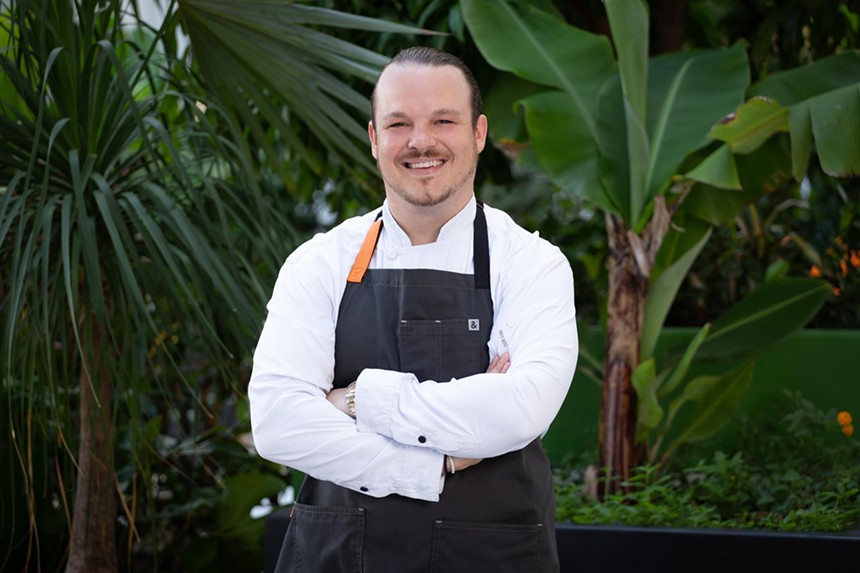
[286,503,365,573]
[429,520,542,573]
[399,319,486,381]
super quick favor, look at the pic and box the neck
[388,194,472,246]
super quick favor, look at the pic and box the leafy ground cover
[554,392,860,532]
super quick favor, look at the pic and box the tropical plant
[461,0,859,490]
[0,0,425,570]
[555,391,860,532]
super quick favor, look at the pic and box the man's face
[368,64,487,210]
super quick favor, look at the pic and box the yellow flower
[842,424,854,438]
[837,411,852,427]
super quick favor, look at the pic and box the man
[250,46,578,572]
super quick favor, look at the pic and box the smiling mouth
[404,159,445,169]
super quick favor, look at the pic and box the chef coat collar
[381,196,477,248]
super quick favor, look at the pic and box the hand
[326,386,352,416]
[448,456,483,473]
[486,352,510,374]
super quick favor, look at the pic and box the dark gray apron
[276,204,558,573]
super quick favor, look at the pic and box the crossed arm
[326,353,512,473]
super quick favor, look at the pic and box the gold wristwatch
[344,382,357,418]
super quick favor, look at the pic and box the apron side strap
[347,219,383,283]
[474,202,490,290]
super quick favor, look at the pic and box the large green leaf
[668,361,755,447]
[593,70,642,222]
[218,472,286,548]
[682,137,792,225]
[462,0,619,212]
[520,90,618,213]
[658,323,711,398]
[684,144,741,191]
[696,278,831,362]
[708,96,789,154]
[749,51,860,179]
[640,226,712,360]
[644,45,750,203]
[461,0,615,104]
[605,0,650,223]
[632,358,661,443]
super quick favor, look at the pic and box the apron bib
[276,204,558,573]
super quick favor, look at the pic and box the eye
[387,122,407,129]
[435,119,454,125]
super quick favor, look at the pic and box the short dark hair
[370,46,483,128]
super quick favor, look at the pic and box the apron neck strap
[473,201,490,290]
[347,203,490,290]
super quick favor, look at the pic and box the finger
[498,352,510,373]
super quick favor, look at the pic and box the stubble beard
[380,151,478,208]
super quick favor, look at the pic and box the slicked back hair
[370,46,483,129]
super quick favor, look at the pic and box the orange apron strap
[347,219,382,283]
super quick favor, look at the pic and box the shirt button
[386,250,398,260]
[418,436,427,443]
[360,486,368,492]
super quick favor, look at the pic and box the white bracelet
[446,455,455,474]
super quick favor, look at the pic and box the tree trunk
[66,318,117,573]
[598,199,673,495]
[598,213,647,494]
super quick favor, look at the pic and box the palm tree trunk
[66,318,117,573]
[599,213,646,494]
[598,199,673,495]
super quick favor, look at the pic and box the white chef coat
[249,196,578,502]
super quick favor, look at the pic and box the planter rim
[556,521,860,540]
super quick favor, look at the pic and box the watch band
[344,382,357,418]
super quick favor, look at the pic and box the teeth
[408,160,443,169]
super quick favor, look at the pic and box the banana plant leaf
[632,357,660,443]
[461,0,618,212]
[682,136,793,226]
[462,0,750,228]
[747,51,860,179]
[695,277,832,362]
[708,96,789,155]
[640,226,712,360]
[667,361,755,448]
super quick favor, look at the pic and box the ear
[475,114,488,153]
[368,120,378,160]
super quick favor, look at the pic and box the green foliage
[634,276,830,465]
[556,392,860,532]
[669,170,859,329]
[117,418,287,573]
[176,0,431,185]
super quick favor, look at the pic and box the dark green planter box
[554,522,860,572]
[542,328,860,464]
[264,512,860,572]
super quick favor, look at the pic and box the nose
[408,124,436,151]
